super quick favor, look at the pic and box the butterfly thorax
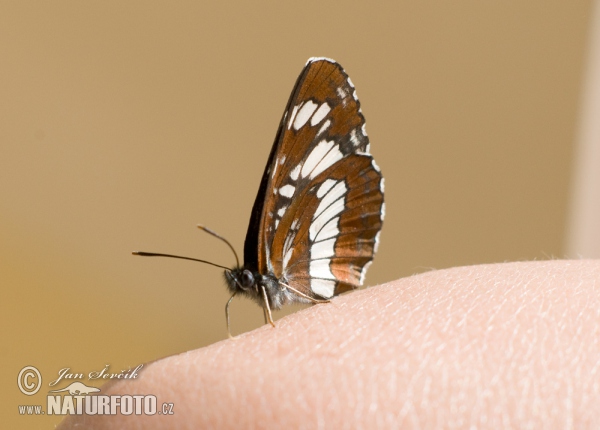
[224,267,299,310]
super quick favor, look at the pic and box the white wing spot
[373,231,381,253]
[288,104,300,130]
[310,279,335,299]
[314,198,345,233]
[371,159,381,173]
[310,259,335,280]
[290,165,301,181]
[317,119,331,137]
[293,100,318,130]
[283,231,296,255]
[311,279,336,298]
[337,87,348,100]
[277,206,287,217]
[310,103,331,126]
[307,57,336,65]
[311,216,340,242]
[311,238,336,259]
[309,143,343,179]
[279,155,286,165]
[361,123,368,137]
[317,179,337,198]
[346,78,358,102]
[310,180,345,241]
[360,261,372,285]
[283,247,294,269]
[301,140,333,178]
[314,181,347,220]
[279,184,295,198]
[350,129,360,146]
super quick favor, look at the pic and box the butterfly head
[225,267,258,295]
[224,267,283,308]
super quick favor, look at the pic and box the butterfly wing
[244,58,384,299]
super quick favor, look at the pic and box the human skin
[59,260,600,429]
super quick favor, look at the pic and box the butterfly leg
[225,292,238,340]
[261,286,276,327]
[280,282,331,304]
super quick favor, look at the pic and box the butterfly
[134,57,384,337]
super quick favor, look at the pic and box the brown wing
[245,58,384,298]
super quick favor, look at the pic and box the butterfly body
[225,268,298,310]
[224,57,385,316]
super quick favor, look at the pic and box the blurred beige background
[1,1,595,427]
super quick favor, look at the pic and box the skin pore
[59,260,600,429]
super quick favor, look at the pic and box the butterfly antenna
[197,225,240,267]
[132,251,230,271]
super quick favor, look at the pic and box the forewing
[246,58,374,273]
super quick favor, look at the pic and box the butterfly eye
[241,270,254,288]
